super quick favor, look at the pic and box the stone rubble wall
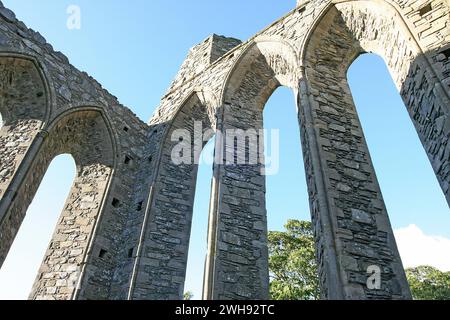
[0,0,151,300]
[143,0,449,300]
[304,3,415,299]
[0,0,448,300]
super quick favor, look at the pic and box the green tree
[183,291,194,300]
[268,220,320,300]
[406,266,450,300]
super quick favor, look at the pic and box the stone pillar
[128,96,213,300]
[0,131,44,267]
[0,57,47,268]
[296,5,414,299]
[298,63,412,299]
[204,101,269,300]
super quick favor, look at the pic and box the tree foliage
[183,291,194,300]
[406,266,450,300]
[268,220,450,301]
[268,220,320,300]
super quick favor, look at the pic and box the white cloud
[394,224,450,272]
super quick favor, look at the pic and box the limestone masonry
[0,0,449,300]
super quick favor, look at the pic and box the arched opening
[300,1,449,298]
[347,53,450,274]
[0,154,76,300]
[129,93,216,300]
[185,138,215,300]
[202,40,320,300]
[263,86,319,300]
[0,109,115,300]
[0,57,48,244]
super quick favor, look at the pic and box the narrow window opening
[112,198,120,208]
[440,47,450,60]
[419,4,432,16]
[123,126,129,132]
[136,201,143,211]
[128,248,134,258]
[98,249,108,259]
[124,155,133,165]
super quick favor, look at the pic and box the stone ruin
[0,0,448,300]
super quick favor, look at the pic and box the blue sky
[0,0,448,300]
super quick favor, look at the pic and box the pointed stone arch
[1,0,447,301]
[0,104,117,299]
[0,55,51,264]
[200,39,302,300]
[294,0,449,299]
[127,90,216,300]
[220,39,300,107]
[301,1,449,203]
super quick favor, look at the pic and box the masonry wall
[0,1,151,300]
[0,0,448,300]
[142,0,449,300]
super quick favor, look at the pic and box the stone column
[297,61,412,299]
[204,101,269,300]
[0,130,44,267]
[128,97,213,300]
[0,57,47,268]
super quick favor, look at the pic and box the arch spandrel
[221,39,300,109]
